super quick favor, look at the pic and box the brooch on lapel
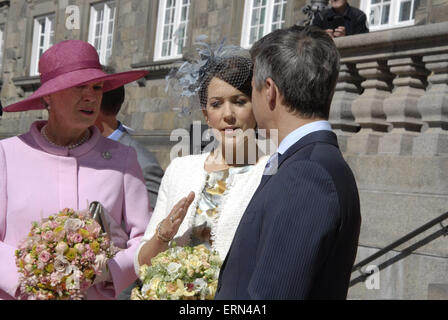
[102,151,112,160]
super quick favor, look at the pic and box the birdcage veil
[165,36,253,116]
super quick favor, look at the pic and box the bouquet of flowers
[15,208,119,300]
[131,244,222,300]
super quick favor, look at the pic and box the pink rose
[68,232,83,244]
[74,243,85,254]
[50,272,63,286]
[86,223,101,237]
[36,244,47,253]
[42,231,54,241]
[39,251,51,263]
[82,248,96,262]
[50,221,59,229]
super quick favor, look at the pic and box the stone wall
[332,22,448,299]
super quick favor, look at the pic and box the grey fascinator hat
[165,36,254,116]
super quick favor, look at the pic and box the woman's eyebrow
[209,94,248,100]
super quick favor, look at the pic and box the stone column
[378,56,428,155]
[346,60,393,154]
[413,53,448,155]
[329,62,362,152]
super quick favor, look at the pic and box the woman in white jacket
[135,52,270,273]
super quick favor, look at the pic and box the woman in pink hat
[0,40,151,300]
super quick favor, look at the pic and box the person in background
[0,40,151,300]
[95,85,164,211]
[312,0,369,38]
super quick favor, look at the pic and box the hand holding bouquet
[15,207,119,300]
[131,244,222,300]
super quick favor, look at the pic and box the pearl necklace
[40,124,90,149]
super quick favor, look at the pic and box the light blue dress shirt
[107,121,127,141]
[277,120,333,155]
[264,120,333,175]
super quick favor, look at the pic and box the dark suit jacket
[312,4,369,36]
[118,132,164,211]
[215,130,361,299]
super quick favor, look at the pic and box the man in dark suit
[312,0,369,38]
[215,26,361,300]
[95,86,164,211]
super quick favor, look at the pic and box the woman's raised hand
[156,191,195,242]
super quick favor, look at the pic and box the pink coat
[0,121,151,300]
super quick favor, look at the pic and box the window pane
[158,0,190,59]
[381,4,390,24]
[271,1,286,29]
[249,27,258,45]
[370,7,379,25]
[260,7,266,26]
[399,1,412,22]
[272,5,280,22]
[412,0,420,19]
[163,25,171,41]
[251,8,259,25]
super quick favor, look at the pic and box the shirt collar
[277,120,332,155]
[107,121,127,141]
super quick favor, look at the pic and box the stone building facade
[1,0,448,299]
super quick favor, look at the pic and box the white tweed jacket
[134,152,269,274]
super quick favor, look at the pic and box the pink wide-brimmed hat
[4,40,148,112]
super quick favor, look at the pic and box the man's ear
[265,78,277,111]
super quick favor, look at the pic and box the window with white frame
[30,14,55,76]
[88,1,116,65]
[241,0,287,48]
[0,24,4,73]
[361,0,420,31]
[154,0,191,61]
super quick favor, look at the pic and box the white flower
[74,243,85,254]
[94,254,108,272]
[193,278,207,292]
[141,283,152,296]
[54,254,72,275]
[24,264,33,273]
[55,242,68,254]
[24,254,34,264]
[64,218,85,232]
[167,262,182,274]
[65,274,80,290]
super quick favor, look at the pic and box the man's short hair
[101,85,125,116]
[250,25,340,119]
